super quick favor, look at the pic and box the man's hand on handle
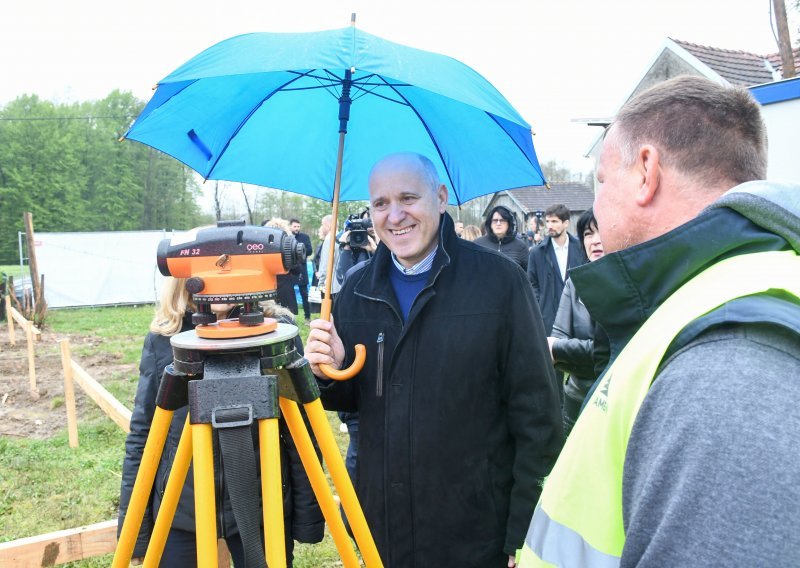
[306,316,346,377]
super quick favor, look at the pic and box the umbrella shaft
[323,130,347,315]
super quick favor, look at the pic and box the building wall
[762,97,800,183]
[630,51,704,100]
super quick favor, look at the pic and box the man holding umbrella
[307,152,564,567]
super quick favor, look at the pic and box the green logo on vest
[593,373,610,413]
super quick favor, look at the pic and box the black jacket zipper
[376,332,385,397]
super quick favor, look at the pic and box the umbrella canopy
[124,25,546,205]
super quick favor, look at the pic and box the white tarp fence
[33,230,179,308]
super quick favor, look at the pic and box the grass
[0,264,26,281]
[0,305,352,566]
[47,305,154,365]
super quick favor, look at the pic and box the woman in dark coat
[118,277,323,566]
[474,205,530,270]
[548,208,607,435]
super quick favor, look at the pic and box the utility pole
[772,0,797,78]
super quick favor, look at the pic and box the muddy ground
[0,325,135,440]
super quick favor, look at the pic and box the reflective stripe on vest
[520,250,800,567]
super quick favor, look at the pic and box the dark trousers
[295,281,311,320]
[159,527,293,567]
[160,529,246,567]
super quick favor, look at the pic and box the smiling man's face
[369,154,447,268]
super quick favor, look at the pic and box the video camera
[157,219,305,331]
[344,213,373,249]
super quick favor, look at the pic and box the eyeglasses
[491,218,508,224]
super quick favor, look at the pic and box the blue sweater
[389,264,428,321]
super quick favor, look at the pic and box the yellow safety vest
[519,250,800,567]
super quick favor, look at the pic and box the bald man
[307,153,563,567]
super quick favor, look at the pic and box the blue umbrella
[123,23,546,205]
[123,18,548,384]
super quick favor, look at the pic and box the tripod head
[157,219,306,337]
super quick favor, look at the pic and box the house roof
[765,48,800,81]
[672,39,774,85]
[501,182,594,215]
[584,39,799,158]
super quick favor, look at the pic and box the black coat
[318,213,564,566]
[473,233,530,271]
[551,278,596,381]
[527,234,585,334]
[118,315,323,557]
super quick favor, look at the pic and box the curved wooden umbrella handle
[319,344,366,381]
[318,295,366,380]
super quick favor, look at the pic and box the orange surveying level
[113,220,382,568]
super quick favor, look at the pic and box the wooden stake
[23,212,41,309]
[5,294,14,346]
[59,339,79,448]
[25,323,37,397]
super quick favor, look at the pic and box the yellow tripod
[113,323,382,567]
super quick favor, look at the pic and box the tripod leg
[143,414,194,566]
[113,407,174,568]
[193,422,219,568]
[279,398,361,568]
[258,418,286,568]
[303,399,383,568]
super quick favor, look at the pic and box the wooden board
[0,519,117,566]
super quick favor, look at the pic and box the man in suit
[290,218,313,321]
[527,204,585,334]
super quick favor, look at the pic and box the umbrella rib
[285,69,342,99]
[377,77,460,205]
[350,83,409,105]
[204,70,321,181]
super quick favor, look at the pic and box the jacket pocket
[376,332,384,397]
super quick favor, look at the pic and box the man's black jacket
[527,234,585,333]
[317,213,564,566]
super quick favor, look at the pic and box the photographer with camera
[334,209,378,293]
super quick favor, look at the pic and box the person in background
[118,278,323,566]
[264,218,299,314]
[547,207,606,436]
[527,204,585,334]
[525,215,543,248]
[306,152,563,567]
[475,205,530,270]
[520,75,800,567]
[289,218,313,321]
[334,209,378,290]
[316,214,340,298]
[312,215,332,288]
[454,220,464,237]
[461,224,482,241]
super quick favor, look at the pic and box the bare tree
[240,183,255,224]
[213,181,223,221]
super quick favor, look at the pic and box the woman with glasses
[474,205,529,270]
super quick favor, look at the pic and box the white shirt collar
[391,246,437,275]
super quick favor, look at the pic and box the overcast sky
[3,0,797,187]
